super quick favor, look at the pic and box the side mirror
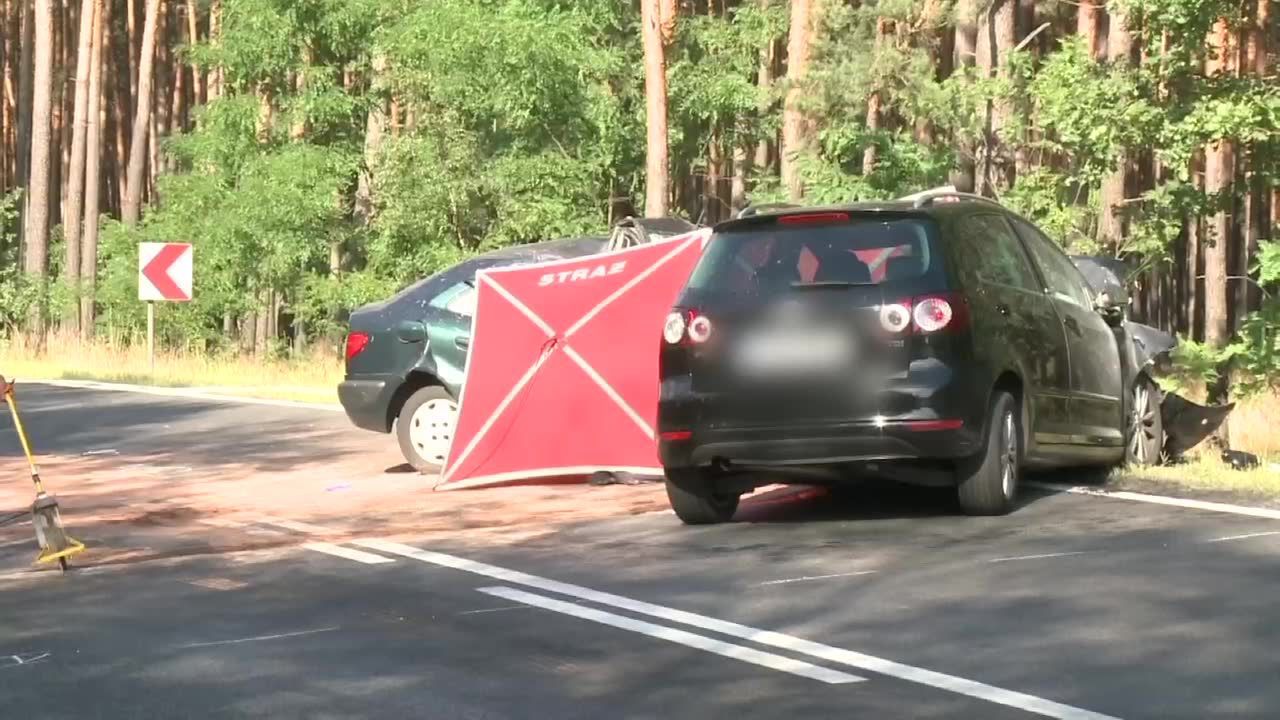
[1094,291,1124,326]
[395,320,428,344]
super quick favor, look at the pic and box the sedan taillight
[663,309,713,346]
[345,331,371,361]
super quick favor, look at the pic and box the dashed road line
[756,571,877,586]
[303,542,395,565]
[1206,530,1280,543]
[458,605,531,616]
[354,539,1121,720]
[178,626,340,649]
[481,586,862,685]
[988,552,1089,564]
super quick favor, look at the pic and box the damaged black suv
[656,190,1163,525]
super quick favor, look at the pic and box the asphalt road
[4,384,1280,719]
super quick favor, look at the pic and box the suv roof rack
[898,186,1004,209]
[735,202,801,219]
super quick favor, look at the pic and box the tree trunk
[951,0,977,192]
[753,19,777,177]
[1078,1,1100,60]
[62,0,97,330]
[641,0,670,216]
[1202,18,1234,405]
[16,0,33,197]
[22,0,53,334]
[186,0,202,107]
[862,18,891,177]
[731,144,749,213]
[111,7,130,216]
[976,0,1016,196]
[1097,3,1133,253]
[79,0,104,337]
[1241,0,1269,316]
[122,0,160,226]
[781,0,819,202]
[659,0,676,45]
[207,0,221,100]
[354,52,387,228]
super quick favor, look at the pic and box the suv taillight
[663,309,713,346]
[345,331,371,361]
[879,293,968,334]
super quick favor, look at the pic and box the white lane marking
[480,586,861,685]
[0,537,34,549]
[303,542,395,565]
[33,379,343,412]
[988,552,1089,564]
[1206,530,1280,543]
[355,539,1120,720]
[82,448,119,456]
[261,518,334,535]
[2,652,51,668]
[458,605,531,616]
[757,571,878,586]
[178,626,340,649]
[1030,481,1280,521]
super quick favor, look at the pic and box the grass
[0,331,342,404]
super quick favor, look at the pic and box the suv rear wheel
[665,469,740,525]
[396,385,458,473]
[957,391,1020,516]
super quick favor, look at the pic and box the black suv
[657,191,1146,524]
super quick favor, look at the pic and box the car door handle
[455,336,470,349]
[1063,316,1080,334]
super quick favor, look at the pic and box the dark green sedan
[339,235,609,472]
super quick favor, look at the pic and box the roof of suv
[722,193,1003,232]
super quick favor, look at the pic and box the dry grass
[0,332,342,404]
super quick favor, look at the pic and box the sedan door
[424,280,478,395]
[1010,217,1124,449]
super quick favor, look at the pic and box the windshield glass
[684,217,946,300]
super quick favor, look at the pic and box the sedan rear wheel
[396,385,458,473]
[665,469,740,525]
[1126,376,1163,466]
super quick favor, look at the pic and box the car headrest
[815,249,871,284]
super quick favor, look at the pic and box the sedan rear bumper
[338,375,400,433]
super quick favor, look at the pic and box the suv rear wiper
[789,281,876,289]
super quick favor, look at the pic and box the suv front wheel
[957,391,1020,516]
[665,469,740,525]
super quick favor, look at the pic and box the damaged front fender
[1160,392,1235,458]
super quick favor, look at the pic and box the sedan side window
[429,281,477,318]
[953,214,1039,292]
[1010,217,1094,308]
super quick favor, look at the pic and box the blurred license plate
[733,328,853,375]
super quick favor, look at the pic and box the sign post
[138,243,193,375]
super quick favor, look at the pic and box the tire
[395,385,458,473]
[664,469,740,525]
[1125,375,1163,467]
[957,391,1020,516]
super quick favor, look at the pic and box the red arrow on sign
[142,244,191,301]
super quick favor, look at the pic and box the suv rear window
[685,217,946,299]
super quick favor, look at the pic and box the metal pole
[147,301,155,375]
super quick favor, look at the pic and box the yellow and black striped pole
[2,376,85,571]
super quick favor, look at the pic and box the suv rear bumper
[338,375,400,433]
[659,420,981,469]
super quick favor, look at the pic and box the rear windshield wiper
[789,280,877,289]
